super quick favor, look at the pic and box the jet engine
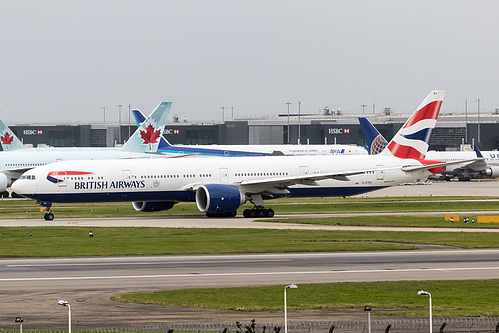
[481,166,499,178]
[0,173,10,193]
[132,201,176,212]
[196,184,246,214]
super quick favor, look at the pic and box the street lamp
[58,299,71,333]
[364,305,372,333]
[284,284,298,333]
[417,290,432,333]
[15,317,23,333]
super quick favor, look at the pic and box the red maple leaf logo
[140,124,161,145]
[1,132,13,145]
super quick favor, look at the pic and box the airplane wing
[401,157,484,172]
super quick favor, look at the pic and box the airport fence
[2,317,499,332]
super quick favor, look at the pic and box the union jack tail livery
[380,90,445,159]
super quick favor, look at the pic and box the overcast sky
[1,0,498,123]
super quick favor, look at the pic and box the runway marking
[1,266,498,281]
[6,259,292,267]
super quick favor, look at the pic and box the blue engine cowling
[132,201,176,212]
[196,184,246,213]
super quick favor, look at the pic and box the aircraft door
[219,168,229,183]
[122,170,132,181]
[300,166,309,175]
[55,171,67,188]
[376,165,385,180]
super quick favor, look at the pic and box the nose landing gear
[37,201,54,221]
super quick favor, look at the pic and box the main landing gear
[37,201,54,221]
[243,206,274,218]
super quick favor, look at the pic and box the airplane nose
[11,179,21,194]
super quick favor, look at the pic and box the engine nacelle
[481,166,499,178]
[132,201,176,212]
[196,184,246,213]
[0,173,9,193]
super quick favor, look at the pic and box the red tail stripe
[403,100,442,128]
[387,142,425,159]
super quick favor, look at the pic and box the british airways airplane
[359,115,499,180]
[15,90,480,221]
[132,110,367,157]
[0,102,171,197]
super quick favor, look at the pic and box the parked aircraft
[359,116,498,180]
[14,90,478,220]
[132,110,367,157]
[0,102,171,197]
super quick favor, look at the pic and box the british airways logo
[47,171,146,189]
[47,171,93,184]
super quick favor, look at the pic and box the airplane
[0,102,171,197]
[359,116,499,180]
[14,90,480,220]
[132,110,368,157]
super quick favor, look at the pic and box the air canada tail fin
[380,90,445,159]
[122,102,172,153]
[0,119,26,151]
[358,117,388,155]
[132,109,173,150]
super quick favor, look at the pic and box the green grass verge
[0,227,497,257]
[265,215,499,228]
[3,195,499,219]
[111,280,499,317]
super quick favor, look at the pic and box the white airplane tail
[380,90,445,159]
[0,119,25,151]
[121,102,172,153]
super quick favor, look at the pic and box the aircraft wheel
[44,212,54,221]
[243,209,250,218]
[257,208,266,217]
[265,208,275,217]
[1,191,9,198]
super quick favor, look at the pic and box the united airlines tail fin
[0,119,26,151]
[121,102,172,153]
[132,109,173,150]
[358,117,388,155]
[380,90,445,159]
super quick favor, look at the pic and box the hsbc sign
[164,129,180,135]
[328,128,350,134]
[23,130,43,135]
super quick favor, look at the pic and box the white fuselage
[13,154,432,207]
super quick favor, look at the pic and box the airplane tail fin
[380,90,445,159]
[122,102,172,153]
[0,119,26,151]
[358,117,388,155]
[132,109,173,150]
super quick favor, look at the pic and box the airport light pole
[361,104,367,115]
[462,99,468,143]
[128,104,132,141]
[297,102,302,144]
[15,317,23,333]
[417,290,432,333]
[101,106,107,123]
[473,99,484,144]
[364,305,372,333]
[284,284,298,333]
[221,106,226,122]
[117,104,123,144]
[58,300,71,333]
[286,102,291,144]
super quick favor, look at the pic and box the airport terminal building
[7,111,499,151]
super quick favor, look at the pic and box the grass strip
[0,227,497,257]
[265,215,499,228]
[111,279,499,317]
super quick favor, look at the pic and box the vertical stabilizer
[132,109,173,150]
[122,102,172,153]
[380,90,445,159]
[358,117,388,155]
[0,119,25,151]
